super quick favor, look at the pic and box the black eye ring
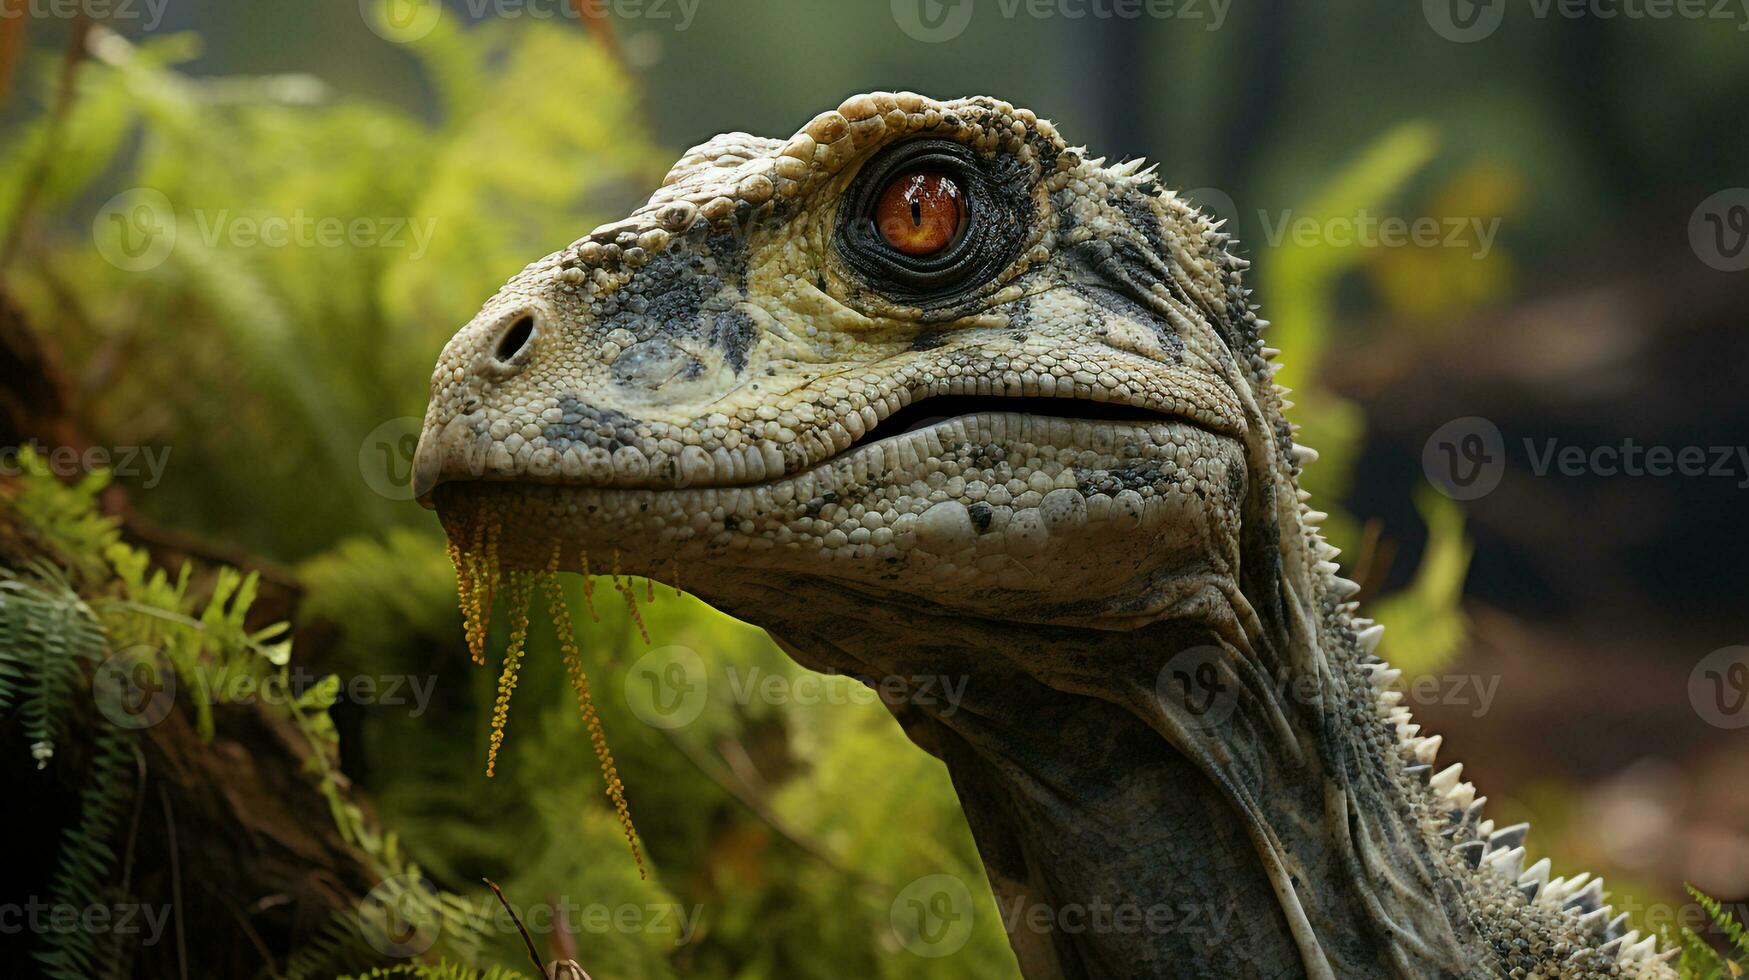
[836,139,1028,304]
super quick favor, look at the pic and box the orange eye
[873,170,965,257]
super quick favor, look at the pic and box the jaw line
[424,412,1248,632]
[417,407,1240,509]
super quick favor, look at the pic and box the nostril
[493,313,536,365]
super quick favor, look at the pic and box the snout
[412,300,549,505]
[411,414,472,506]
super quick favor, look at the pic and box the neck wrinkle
[710,572,1484,978]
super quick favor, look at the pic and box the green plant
[0,447,121,586]
[0,560,134,980]
[0,562,105,768]
[0,457,511,976]
[1676,886,1749,979]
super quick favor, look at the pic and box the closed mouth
[841,393,1181,456]
[415,391,1222,506]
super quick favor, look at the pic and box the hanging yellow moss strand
[670,558,683,598]
[459,500,496,664]
[443,506,475,657]
[578,550,599,622]
[485,570,535,777]
[447,533,474,651]
[544,545,645,878]
[469,500,488,624]
[475,513,502,665]
[610,549,650,644]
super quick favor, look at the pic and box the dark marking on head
[1076,460,1166,495]
[543,397,643,452]
[712,308,757,373]
[1050,186,1081,239]
[1003,294,1034,342]
[704,229,750,287]
[1076,283,1153,328]
[968,501,993,533]
[602,235,733,340]
[1063,245,1189,361]
[1117,189,1177,278]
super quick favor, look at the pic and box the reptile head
[413,93,1683,978]
[414,92,1287,630]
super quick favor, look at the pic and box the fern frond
[1679,886,1749,979]
[32,727,138,980]
[0,563,107,767]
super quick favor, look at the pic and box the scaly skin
[413,92,1677,979]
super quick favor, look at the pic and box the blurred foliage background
[1,1,1747,977]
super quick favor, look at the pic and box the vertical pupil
[873,170,962,257]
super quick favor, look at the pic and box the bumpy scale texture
[415,92,1679,980]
